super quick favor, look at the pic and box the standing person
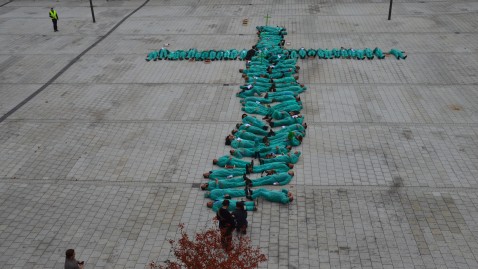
[49,7,59,32]
[216,200,235,251]
[232,201,248,234]
[64,249,84,269]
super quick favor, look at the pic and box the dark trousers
[220,226,234,250]
[52,19,58,31]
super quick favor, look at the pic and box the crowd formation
[145,25,407,251]
[202,26,306,250]
[145,45,407,61]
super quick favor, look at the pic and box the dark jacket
[217,207,235,228]
[233,208,248,227]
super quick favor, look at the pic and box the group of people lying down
[203,26,306,239]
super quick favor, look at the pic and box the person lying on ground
[241,114,269,130]
[389,48,407,59]
[246,163,293,174]
[233,129,265,142]
[206,188,293,205]
[207,199,256,212]
[227,136,257,148]
[373,47,385,59]
[267,132,304,147]
[201,171,294,190]
[252,188,294,204]
[205,189,247,200]
[260,151,301,165]
[234,123,270,136]
[268,115,304,128]
[213,155,253,169]
[240,96,274,105]
[274,123,307,135]
[263,91,298,99]
[230,145,291,159]
[203,168,249,179]
[236,85,269,98]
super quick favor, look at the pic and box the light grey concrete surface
[1,0,478,268]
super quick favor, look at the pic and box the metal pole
[388,0,393,20]
[89,0,96,23]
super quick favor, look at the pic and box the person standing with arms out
[49,7,58,32]
[64,249,84,269]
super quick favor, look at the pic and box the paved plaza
[1,0,478,268]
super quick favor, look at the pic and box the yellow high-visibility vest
[49,10,58,20]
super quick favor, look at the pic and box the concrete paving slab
[1,0,478,268]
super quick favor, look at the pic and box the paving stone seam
[124,13,478,17]
[0,0,11,7]
[3,119,478,128]
[147,1,458,5]
[104,31,478,34]
[1,82,478,86]
[1,179,477,193]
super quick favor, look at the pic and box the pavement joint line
[3,119,478,128]
[0,0,12,7]
[0,0,151,124]
[117,13,478,17]
[1,178,478,193]
[2,82,478,87]
[103,31,478,35]
[141,1,459,5]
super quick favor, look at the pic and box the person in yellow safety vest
[49,8,59,32]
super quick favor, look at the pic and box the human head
[225,135,233,145]
[224,194,231,200]
[242,114,247,119]
[200,183,208,190]
[203,172,210,178]
[222,200,230,207]
[51,7,54,10]
[230,149,235,155]
[206,201,213,208]
[288,171,294,176]
[212,159,218,165]
[65,249,75,259]
[287,163,294,169]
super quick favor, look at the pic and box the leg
[220,227,229,250]
[224,226,234,250]
[52,20,58,31]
